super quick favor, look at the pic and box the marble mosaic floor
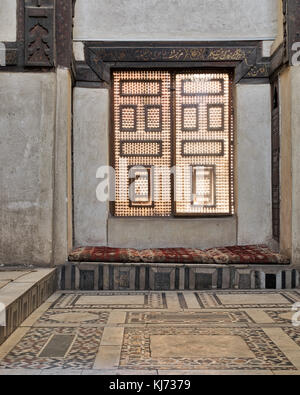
[0,290,300,375]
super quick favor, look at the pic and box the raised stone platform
[0,269,57,345]
[59,262,300,291]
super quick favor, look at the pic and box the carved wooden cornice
[3,0,300,80]
[74,41,270,85]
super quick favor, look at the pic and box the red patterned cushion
[139,248,214,263]
[205,245,290,264]
[68,246,94,262]
[68,245,290,264]
[69,247,141,263]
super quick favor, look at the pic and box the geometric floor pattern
[0,290,300,375]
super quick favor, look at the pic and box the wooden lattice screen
[112,70,234,217]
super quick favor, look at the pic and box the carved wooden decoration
[83,41,270,84]
[55,0,75,68]
[24,0,54,67]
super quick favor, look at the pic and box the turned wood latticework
[113,70,234,217]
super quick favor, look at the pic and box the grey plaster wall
[235,84,272,246]
[108,217,236,249]
[280,68,292,258]
[74,0,278,41]
[53,68,73,265]
[73,88,109,247]
[0,73,56,266]
[280,66,300,265]
[290,67,300,265]
[0,0,16,42]
[271,0,284,54]
[73,83,273,249]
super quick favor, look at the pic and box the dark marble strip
[50,293,64,309]
[177,292,188,309]
[282,292,297,304]
[98,265,103,290]
[229,268,235,288]
[265,273,276,289]
[60,265,65,290]
[162,293,168,309]
[144,294,149,306]
[213,294,223,306]
[72,295,81,306]
[145,267,150,290]
[217,268,223,289]
[292,269,296,289]
[255,271,260,289]
[135,266,140,290]
[194,292,205,308]
[175,268,180,290]
[184,268,189,290]
[71,265,75,290]
[282,271,286,290]
[109,266,114,290]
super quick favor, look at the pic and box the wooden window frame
[110,68,235,218]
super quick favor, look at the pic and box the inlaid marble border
[0,327,103,370]
[264,309,295,325]
[51,292,168,310]
[33,309,110,327]
[282,327,300,348]
[119,326,296,371]
[125,310,253,325]
[192,290,300,309]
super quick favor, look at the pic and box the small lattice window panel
[113,71,172,216]
[175,72,233,215]
[112,70,234,217]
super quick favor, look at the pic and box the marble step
[0,269,57,345]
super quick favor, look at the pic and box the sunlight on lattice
[175,72,233,215]
[113,70,172,216]
[113,70,234,217]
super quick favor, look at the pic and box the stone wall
[0,0,16,42]
[2,0,300,266]
[73,88,109,247]
[271,0,284,54]
[74,0,278,41]
[290,67,300,265]
[0,73,57,266]
[279,66,300,266]
[0,70,73,267]
[73,82,273,249]
[235,84,272,246]
[71,0,277,249]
